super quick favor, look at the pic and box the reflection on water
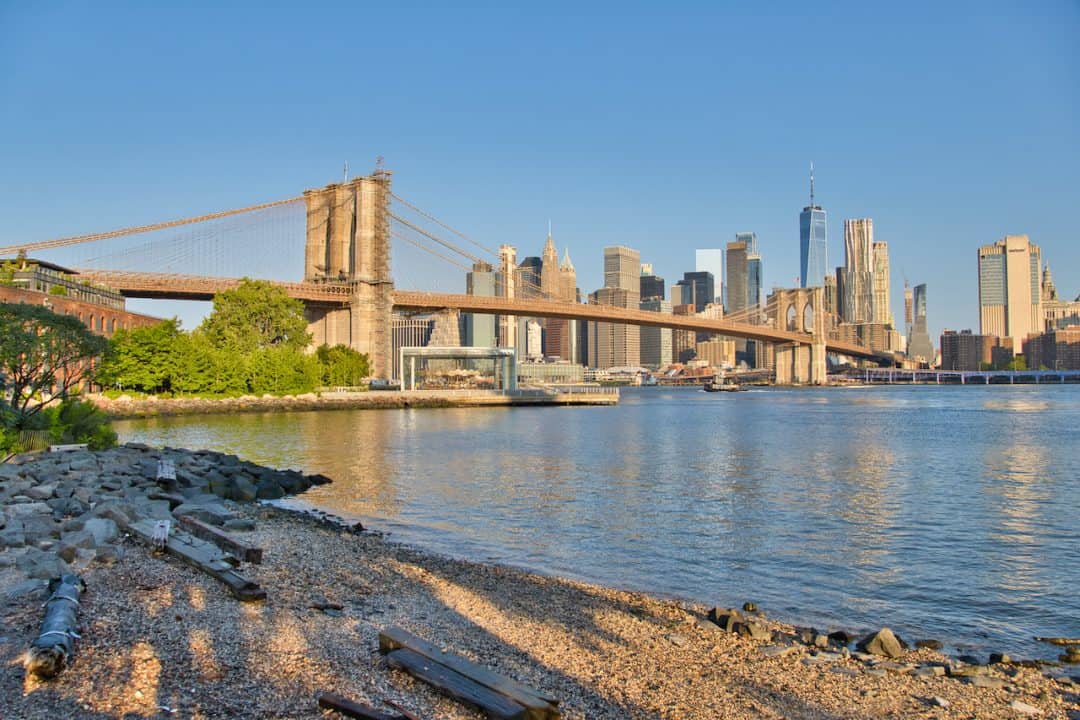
[114,385,1080,659]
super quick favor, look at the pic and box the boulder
[229,477,258,503]
[20,514,60,544]
[255,478,285,500]
[173,501,233,526]
[735,621,773,642]
[25,484,56,501]
[857,628,905,658]
[83,517,120,545]
[7,502,52,518]
[707,607,743,632]
[223,518,256,532]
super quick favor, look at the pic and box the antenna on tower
[809,162,815,207]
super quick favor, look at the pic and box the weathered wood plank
[386,648,527,720]
[379,627,559,719]
[129,519,266,601]
[316,691,407,720]
[178,514,263,563]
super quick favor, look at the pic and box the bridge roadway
[76,270,887,361]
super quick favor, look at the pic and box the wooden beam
[128,519,266,601]
[316,691,407,720]
[178,515,263,564]
[379,627,559,719]
[386,648,527,720]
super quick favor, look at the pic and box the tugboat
[704,374,745,392]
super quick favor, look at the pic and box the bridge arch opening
[802,303,814,333]
[785,303,797,331]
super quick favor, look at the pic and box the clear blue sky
[2,1,1077,340]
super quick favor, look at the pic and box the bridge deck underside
[78,272,888,361]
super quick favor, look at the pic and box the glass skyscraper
[799,165,828,287]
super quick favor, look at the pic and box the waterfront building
[978,234,1042,355]
[695,337,736,369]
[841,218,874,324]
[464,261,496,347]
[391,314,435,379]
[639,298,673,369]
[799,165,828,288]
[907,283,934,363]
[1,256,125,309]
[940,329,1013,371]
[672,303,697,363]
[518,360,586,385]
[695,248,724,303]
[1024,327,1080,370]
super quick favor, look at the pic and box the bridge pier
[767,287,826,385]
[302,170,393,378]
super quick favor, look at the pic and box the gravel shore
[2,449,1078,719]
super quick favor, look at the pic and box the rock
[47,496,90,518]
[17,548,68,579]
[915,638,943,650]
[173,501,233,526]
[223,518,256,532]
[707,607,742,632]
[665,633,688,647]
[828,630,851,646]
[877,661,915,674]
[735,621,772,642]
[989,652,1012,664]
[829,667,860,677]
[229,477,258,503]
[255,479,285,500]
[742,601,757,613]
[0,522,26,548]
[1,578,47,602]
[812,634,830,648]
[949,664,989,678]
[83,517,120,545]
[857,628,905,658]
[20,514,59,544]
[95,546,121,564]
[1009,700,1041,715]
[964,675,1005,689]
[7,502,52,518]
[916,665,947,677]
[931,696,950,709]
[306,472,332,486]
[761,645,798,658]
[25,484,56,500]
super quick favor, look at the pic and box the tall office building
[841,218,875,324]
[589,246,641,368]
[978,234,1042,354]
[799,165,828,287]
[695,248,724,304]
[872,240,893,325]
[545,249,578,360]
[747,249,763,311]
[464,261,496,347]
[497,244,517,350]
[725,236,749,315]
[907,283,933,362]
[639,298,673,368]
[681,271,715,313]
[640,269,666,301]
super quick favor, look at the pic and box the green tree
[46,398,117,450]
[1007,356,1027,371]
[96,319,183,393]
[172,332,249,396]
[200,279,310,353]
[0,303,107,425]
[316,344,370,387]
[248,346,321,395]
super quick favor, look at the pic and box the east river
[113,385,1079,660]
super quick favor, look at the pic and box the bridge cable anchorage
[0,196,304,256]
[389,213,483,265]
[390,192,498,258]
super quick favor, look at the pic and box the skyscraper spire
[810,162,815,208]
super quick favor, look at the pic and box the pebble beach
[1,445,1078,719]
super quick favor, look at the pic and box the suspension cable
[390,192,497,258]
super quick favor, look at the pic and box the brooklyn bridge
[0,168,894,384]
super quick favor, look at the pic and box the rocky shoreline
[1,445,1077,719]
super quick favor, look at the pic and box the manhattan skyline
[1,2,1076,341]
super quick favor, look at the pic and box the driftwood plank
[386,648,527,720]
[316,691,407,720]
[178,515,263,563]
[129,519,266,601]
[380,627,559,719]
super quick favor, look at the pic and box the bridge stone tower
[768,287,827,385]
[302,170,394,378]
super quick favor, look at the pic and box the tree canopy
[200,279,310,353]
[0,302,107,422]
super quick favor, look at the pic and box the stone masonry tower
[302,170,393,378]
